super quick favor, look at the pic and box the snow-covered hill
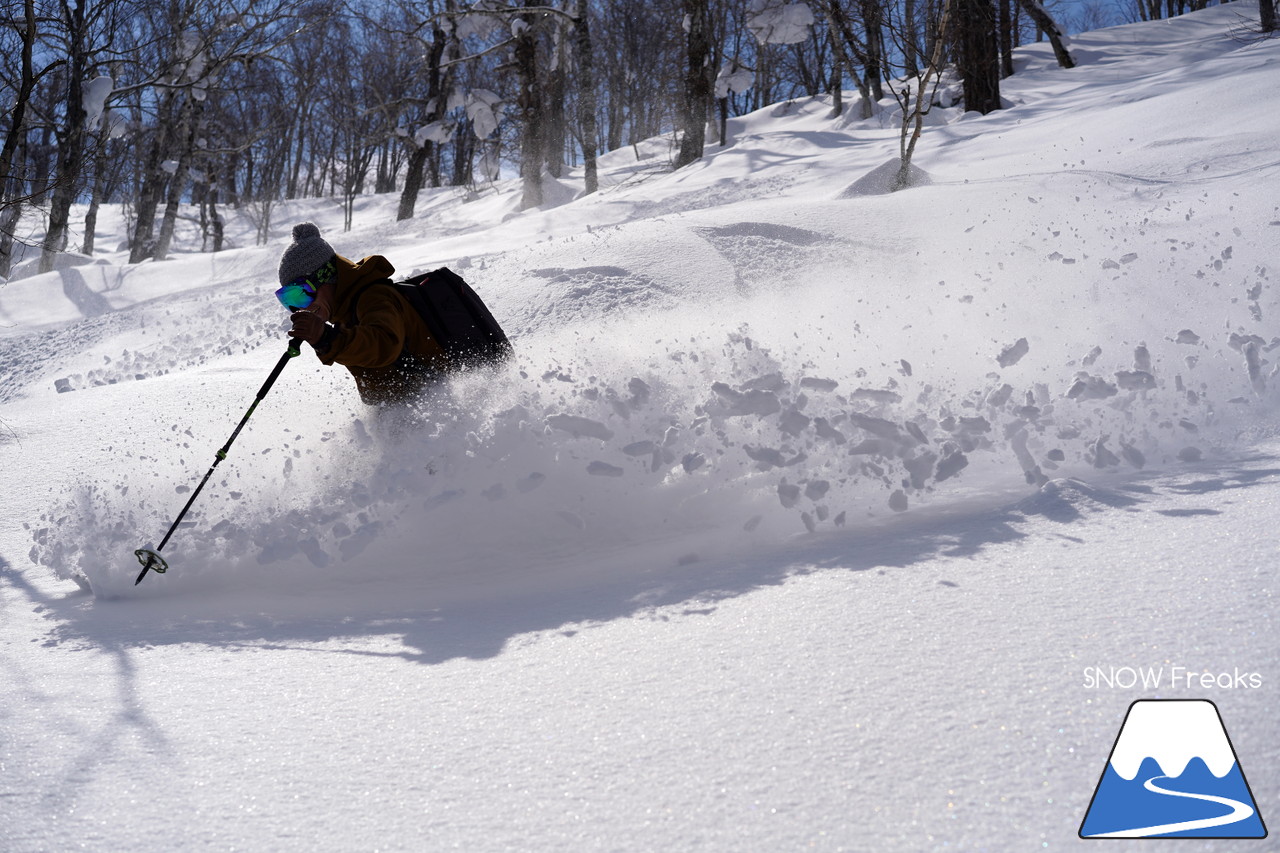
[2,5,1277,851]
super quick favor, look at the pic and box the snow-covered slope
[2,5,1277,851]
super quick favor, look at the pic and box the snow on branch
[715,62,754,99]
[746,0,815,45]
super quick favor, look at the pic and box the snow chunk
[935,448,968,482]
[1243,340,1266,395]
[711,382,781,417]
[622,440,658,457]
[1115,370,1155,391]
[997,337,1030,368]
[1090,437,1121,468]
[850,388,902,404]
[848,413,901,441]
[799,376,838,392]
[1067,373,1118,401]
[547,414,614,441]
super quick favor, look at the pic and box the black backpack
[361,267,513,370]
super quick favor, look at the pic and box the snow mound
[838,158,933,197]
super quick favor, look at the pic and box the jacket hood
[331,254,396,317]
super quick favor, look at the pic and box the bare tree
[675,0,712,169]
[818,0,875,119]
[512,0,546,206]
[128,0,302,262]
[890,0,953,190]
[39,0,91,273]
[395,2,453,221]
[1,0,61,278]
[573,0,599,194]
[1,0,47,210]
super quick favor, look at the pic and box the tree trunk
[903,0,920,78]
[397,20,449,221]
[861,0,886,101]
[999,0,1015,77]
[130,91,176,263]
[82,135,113,255]
[451,113,474,187]
[675,0,711,169]
[516,1,544,209]
[287,110,308,199]
[606,83,623,151]
[544,40,568,179]
[1263,0,1277,32]
[0,200,22,280]
[574,0,599,195]
[956,0,1002,115]
[210,184,224,253]
[822,1,874,119]
[398,144,431,221]
[154,97,199,261]
[0,0,38,204]
[42,1,90,273]
[828,30,844,118]
[1015,0,1075,69]
[898,0,954,189]
[1,0,37,280]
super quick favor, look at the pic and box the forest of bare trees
[0,0,1257,278]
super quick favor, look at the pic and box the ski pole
[134,339,302,585]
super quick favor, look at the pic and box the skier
[275,222,444,408]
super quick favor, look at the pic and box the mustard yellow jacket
[316,254,445,405]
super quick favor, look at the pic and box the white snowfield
[2,5,1278,851]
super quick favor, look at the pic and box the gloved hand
[289,310,330,346]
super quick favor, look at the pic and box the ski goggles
[275,260,337,311]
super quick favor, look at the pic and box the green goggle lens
[275,260,337,311]
[275,282,317,310]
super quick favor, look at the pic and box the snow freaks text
[1082,666,1264,691]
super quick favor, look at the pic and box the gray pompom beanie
[277,222,337,286]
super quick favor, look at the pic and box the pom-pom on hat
[277,222,337,286]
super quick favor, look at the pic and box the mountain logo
[1080,699,1267,839]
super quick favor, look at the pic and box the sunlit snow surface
[2,5,1278,851]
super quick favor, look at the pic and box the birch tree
[890,0,952,189]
